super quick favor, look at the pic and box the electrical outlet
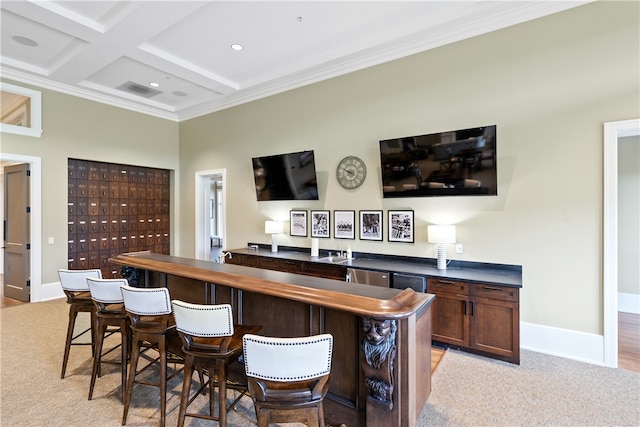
[455,243,463,254]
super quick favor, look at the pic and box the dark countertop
[231,244,522,288]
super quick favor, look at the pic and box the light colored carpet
[2,298,639,426]
[419,348,640,426]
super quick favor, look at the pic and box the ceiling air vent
[116,81,162,98]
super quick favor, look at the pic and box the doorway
[195,169,226,262]
[603,118,640,368]
[0,153,41,302]
[3,163,30,301]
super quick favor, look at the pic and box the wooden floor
[618,311,640,372]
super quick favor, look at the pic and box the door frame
[0,153,41,302]
[195,169,226,261]
[603,118,640,367]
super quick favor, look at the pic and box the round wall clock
[336,156,367,189]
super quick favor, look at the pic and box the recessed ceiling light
[231,44,243,51]
[149,82,160,87]
[12,35,38,47]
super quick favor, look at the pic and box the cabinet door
[431,291,470,347]
[470,295,520,363]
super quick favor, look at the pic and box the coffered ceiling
[0,1,592,122]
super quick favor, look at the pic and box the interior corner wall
[177,0,640,347]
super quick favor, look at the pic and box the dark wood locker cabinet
[68,159,170,279]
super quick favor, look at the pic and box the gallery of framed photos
[290,209,414,244]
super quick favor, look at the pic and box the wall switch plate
[48,237,54,244]
[455,244,463,254]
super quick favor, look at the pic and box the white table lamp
[265,220,285,253]
[428,225,456,270]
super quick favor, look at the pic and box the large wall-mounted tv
[379,125,497,198]
[252,150,319,201]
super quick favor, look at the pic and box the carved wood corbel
[360,316,397,411]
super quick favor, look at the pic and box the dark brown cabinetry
[68,159,170,279]
[227,254,345,280]
[228,249,520,364]
[428,278,520,364]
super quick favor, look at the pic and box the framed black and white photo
[334,210,355,239]
[311,210,331,238]
[289,210,308,237]
[388,210,414,243]
[359,210,383,241]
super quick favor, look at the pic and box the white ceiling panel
[0,1,594,122]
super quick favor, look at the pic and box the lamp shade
[265,220,284,235]
[427,225,456,244]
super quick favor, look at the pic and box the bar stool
[86,277,131,402]
[171,300,262,427]
[120,285,184,427]
[58,268,101,379]
[242,333,333,427]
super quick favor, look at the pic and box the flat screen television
[379,125,497,198]
[252,150,319,201]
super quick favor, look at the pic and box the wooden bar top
[110,251,434,319]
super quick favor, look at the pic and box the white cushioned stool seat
[242,333,333,427]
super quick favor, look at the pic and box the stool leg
[122,331,142,426]
[217,359,227,427]
[318,403,326,427]
[208,367,215,417]
[177,355,194,427]
[257,408,269,427]
[158,336,167,427]
[307,408,320,427]
[61,304,79,379]
[120,320,128,404]
[90,308,97,357]
[88,317,106,400]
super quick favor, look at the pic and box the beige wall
[1,85,179,285]
[178,2,640,336]
[619,135,640,295]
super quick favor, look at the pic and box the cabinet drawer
[428,278,469,295]
[472,284,519,302]
[238,254,259,267]
[280,259,303,274]
[258,257,280,270]
[303,263,347,280]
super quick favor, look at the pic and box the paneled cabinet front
[428,278,520,364]
[68,159,170,278]
[228,253,344,280]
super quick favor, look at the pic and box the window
[1,82,42,137]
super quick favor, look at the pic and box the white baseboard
[619,292,640,314]
[521,322,606,366]
[34,281,65,302]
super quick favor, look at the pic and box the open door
[3,163,30,301]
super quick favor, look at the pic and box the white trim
[521,322,606,366]
[195,169,226,261]
[0,82,43,137]
[38,281,64,301]
[619,292,640,315]
[0,153,41,302]
[603,118,640,368]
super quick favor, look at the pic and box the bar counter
[110,251,435,427]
